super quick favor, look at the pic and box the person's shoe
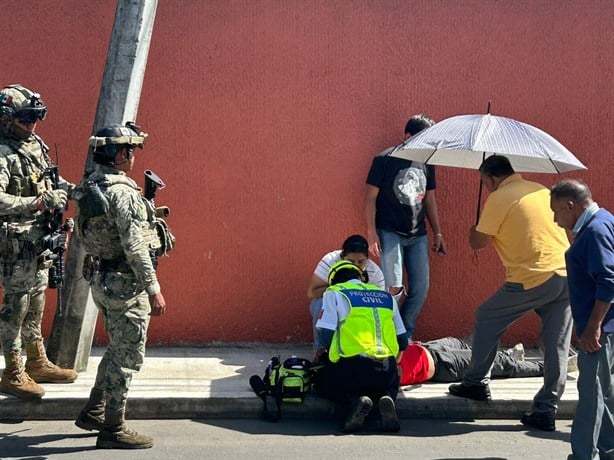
[25,340,78,383]
[505,343,525,361]
[75,389,106,432]
[0,350,45,400]
[342,396,373,433]
[448,383,491,401]
[96,425,154,449]
[520,411,556,432]
[96,406,154,449]
[76,409,106,431]
[378,396,400,432]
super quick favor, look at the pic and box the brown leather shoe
[96,407,153,449]
[75,388,106,431]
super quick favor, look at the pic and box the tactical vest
[0,136,55,243]
[327,282,399,363]
[73,173,174,259]
[0,136,52,200]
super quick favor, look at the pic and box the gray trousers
[568,333,614,460]
[424,337,543,382]
[463,274,572,413]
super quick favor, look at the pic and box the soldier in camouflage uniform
[0,84,78,400]
[73,122,169,450]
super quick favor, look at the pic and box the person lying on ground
[398,337,543,385]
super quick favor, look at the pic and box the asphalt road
[0,418,572,460]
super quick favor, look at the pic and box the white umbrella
[389,113,587,173]
[388,112,587,223]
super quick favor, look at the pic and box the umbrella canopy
[389,114,587,173]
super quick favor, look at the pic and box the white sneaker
[505,343,525,361]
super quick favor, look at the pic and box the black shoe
[342,396,373,433]
[448,383,491,401]
[378,396,400,432]
[520,411,555,431]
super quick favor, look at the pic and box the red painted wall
[2,1,613,346]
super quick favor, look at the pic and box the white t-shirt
[313,250,385,290]
[316,279,406,334]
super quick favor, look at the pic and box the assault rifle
[41,164,72,317]
[142,170,175,265]
[144,170,169,217]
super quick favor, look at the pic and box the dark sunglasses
[15,107,47,124]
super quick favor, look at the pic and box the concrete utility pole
[47,0,158,371]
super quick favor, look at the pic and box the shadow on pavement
[191,417,573,442]
[0,425,97,458]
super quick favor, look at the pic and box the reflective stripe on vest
[328,282,399,363]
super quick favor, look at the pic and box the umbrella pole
[475,150,486,225]
[476,179,483,225]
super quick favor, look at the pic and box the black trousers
[314,355,399,404]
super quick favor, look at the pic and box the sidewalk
[0,344,578,421]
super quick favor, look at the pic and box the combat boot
[75,388,106,431]
[0,350,45,399]
[25,340,78,383]
[96,407,154,449]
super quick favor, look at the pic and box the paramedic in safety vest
[314,260,408,433]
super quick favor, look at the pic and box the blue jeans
[377,229,429,338]
[568,333,614,460]
[309,298,324,350]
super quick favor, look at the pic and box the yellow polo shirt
[476,174,569,289]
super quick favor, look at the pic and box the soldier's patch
[0,94,12,105]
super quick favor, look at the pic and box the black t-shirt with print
[366,147,436,237]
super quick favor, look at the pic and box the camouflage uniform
[0,134,68,351]
[75,165,161,411]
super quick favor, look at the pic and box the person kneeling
[313,260,408,433]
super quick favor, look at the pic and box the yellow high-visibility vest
[327,282,399,363]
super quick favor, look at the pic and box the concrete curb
[0,392,577,422]
[0,346,578,421]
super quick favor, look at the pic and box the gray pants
[424,337,543,382]
[568,333,614,460]
[463,274,572,413]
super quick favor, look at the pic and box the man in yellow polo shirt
[448,155,572,433]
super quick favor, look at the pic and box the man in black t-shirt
[365,114,446,339]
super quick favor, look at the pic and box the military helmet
[328,260,364,285]
[0,84,47,140]
[89,121,147,165]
